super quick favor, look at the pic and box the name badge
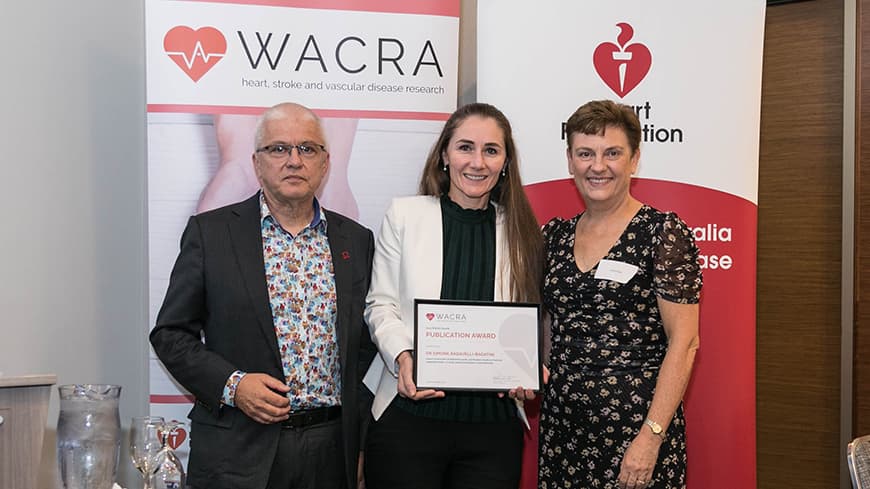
[594,259,639,284]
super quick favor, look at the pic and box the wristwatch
[645,418,665,439]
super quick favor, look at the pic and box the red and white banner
[478,2,765,488]
[146,0,459,462]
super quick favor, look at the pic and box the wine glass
[152,421,187,489]
[130,416,164,489]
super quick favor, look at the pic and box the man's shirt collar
[258,191,327,233]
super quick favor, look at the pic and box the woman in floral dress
[539,100,703,489]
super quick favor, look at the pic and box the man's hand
[234,373,292,424]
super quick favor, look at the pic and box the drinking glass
[57,384,122,489]
[152,421,186,489]
[129,416,164,489]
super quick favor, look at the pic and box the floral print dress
[539,205,702,489]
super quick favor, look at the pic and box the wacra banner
[146,0,459,462]
[477,2,765,488]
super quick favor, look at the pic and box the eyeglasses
[256,143,326,161]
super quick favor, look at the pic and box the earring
[442,161,448,172]
[501,165,507,177]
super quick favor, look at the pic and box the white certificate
[413,299,541,391]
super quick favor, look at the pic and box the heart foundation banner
[477,2,765,488]
[146,0,460,463]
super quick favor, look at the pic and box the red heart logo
[163,26,227,82]
[425,313,435,321]
[593,23,652,98]
[166,426,187,449]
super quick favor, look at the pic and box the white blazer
[363,195,513,420]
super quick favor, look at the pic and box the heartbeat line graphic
[166,41,225,70]
[163,26,227,82]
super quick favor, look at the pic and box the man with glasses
[151,102,376,489]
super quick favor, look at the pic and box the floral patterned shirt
[221,194,340,409]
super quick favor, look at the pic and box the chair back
[849,434,870,489]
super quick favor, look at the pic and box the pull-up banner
[147,0,458,116]
[146,0,460,464]
[477,2,765,488]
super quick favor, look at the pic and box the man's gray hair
[253,102,325,150]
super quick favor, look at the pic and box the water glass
[152,421,186,489]
[56,384,122,489]
[129,416,164,489]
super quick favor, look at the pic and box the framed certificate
[413,299,542,391]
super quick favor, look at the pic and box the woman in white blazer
[363,103,544,489]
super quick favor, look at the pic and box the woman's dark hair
[418,103,543,303]
[565,100,641,155]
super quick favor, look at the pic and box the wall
[855,0,870,445]
[756,0,845,488]
[0,2,148,487]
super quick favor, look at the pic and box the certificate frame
[413,298,542,392]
